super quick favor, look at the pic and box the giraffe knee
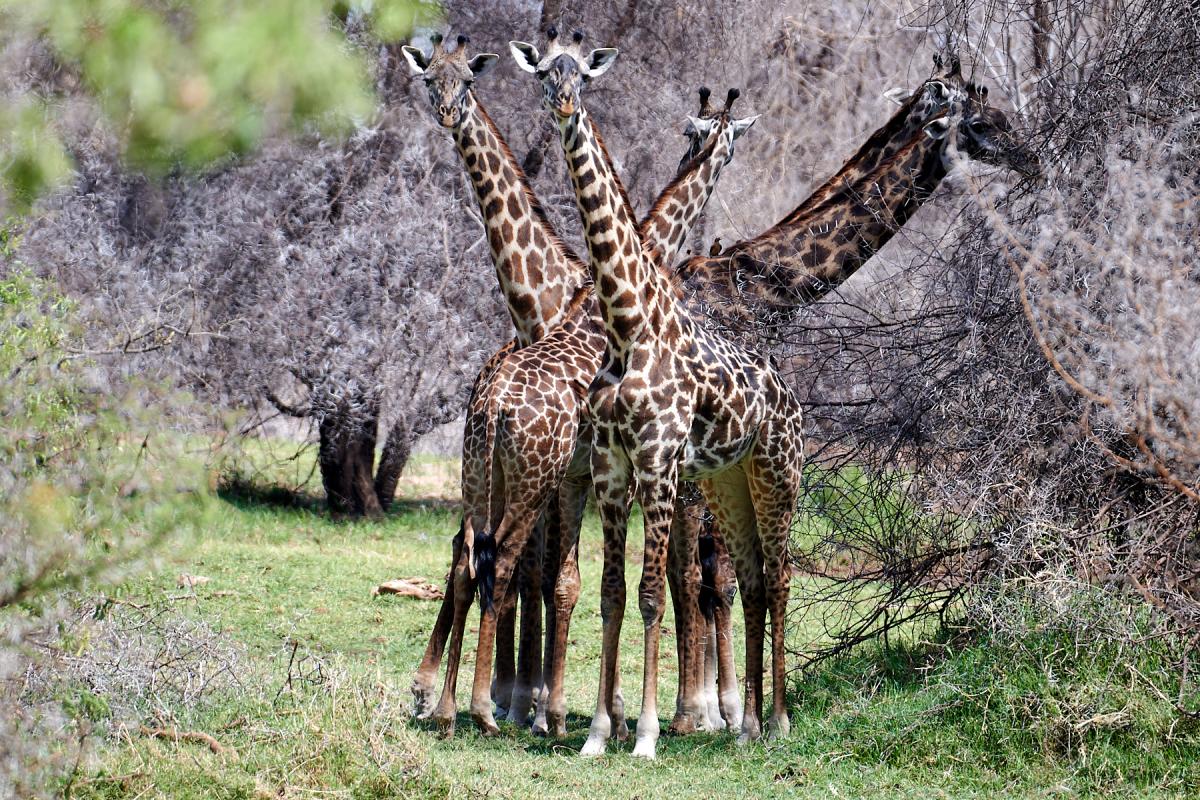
[555,567,581,608]
[638,590,665,627]
[599,589,625,622]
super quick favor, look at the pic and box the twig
[137,725,235,757]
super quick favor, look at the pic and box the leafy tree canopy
[0,0,435,209]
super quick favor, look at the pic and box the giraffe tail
[473,369,506,614]
[698,525,720,622]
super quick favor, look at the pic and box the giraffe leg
[696,522,723,731]
[711,526,744,729]
[469,506,543,736]
[632,469,679,760]
[667,492,705,734]
[537,478,588,738]
[666,511,689,733]
[748,440,801,741]
[532,500,560,737]
[411,523,464,718]
[509,513,545,727]
[702,470,765,745]
[488,466,515,721]
[430,523,477,737]
[581,449,631,757]
[491,576,517,720]
[702,614,724,730]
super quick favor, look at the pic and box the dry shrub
[776,0,1199,682]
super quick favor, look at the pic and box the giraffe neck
[559,106,674,355]
[454,94,587,346]
[777,90,932,223]
[685,125,950,308]
[637,126,736,269]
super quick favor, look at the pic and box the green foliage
[0,264,210,608]
[0,262,214,796]
[0,0,435,208]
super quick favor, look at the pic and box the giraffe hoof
[410,677,437,719]
[580,734,608,757]
[508,689,534,726]
[767,713,791,740]
[614,720,630,742]
[544,711,568,738]
[667,713,696,736]
[632,735,657,759]
[434,716,456,739]
[704,701,727,731]
[720,693,744,730]
[430,701,457,735]
[531,719,549,737]
[471,709,500,737]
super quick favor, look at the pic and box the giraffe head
[882,55,971,128]
[894,55,1040,178]
[508,28,618,119]
[955,82,1042,178]
[402,34,499,129]
[679,86,759,172]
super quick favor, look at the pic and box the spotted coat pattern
[409,36,751,738]
[520,37,805,759]
[676,65,1040,318]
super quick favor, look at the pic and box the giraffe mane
[589,121,639,228]
[774,89,925,228]
[639,131,721,238]
[474,100,588,272]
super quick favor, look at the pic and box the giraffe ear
[683,116,714,139]
[401,45,428,75]
[509,41,541,73]
[583,47,619,78]
[923,116,953,140]
[731,114,759,139]
[468,53,499,77]
[924,79,963,109]
[883,87,911,106]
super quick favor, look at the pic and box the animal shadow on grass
[413,711,741,757]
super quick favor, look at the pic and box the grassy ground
[67,459,1199,799]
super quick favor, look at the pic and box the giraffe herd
[402,28,1038,759]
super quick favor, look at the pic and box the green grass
[64,470,1200,799]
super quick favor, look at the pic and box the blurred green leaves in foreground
[0,0,436,210]
[0,254,212,611]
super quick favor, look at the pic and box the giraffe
[674,58,1041,318]
[403,33,755,736]
[401,33,589,726]
[661,64,1035,729]
[432,83,757,739]
[511,31,805,758]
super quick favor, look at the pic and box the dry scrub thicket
[0,269,207,797]
[774,0,1200,696]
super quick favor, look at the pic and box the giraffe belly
[680,433,755,481]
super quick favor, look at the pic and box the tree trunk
[317,407,383,519]
[374,418,414,511]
